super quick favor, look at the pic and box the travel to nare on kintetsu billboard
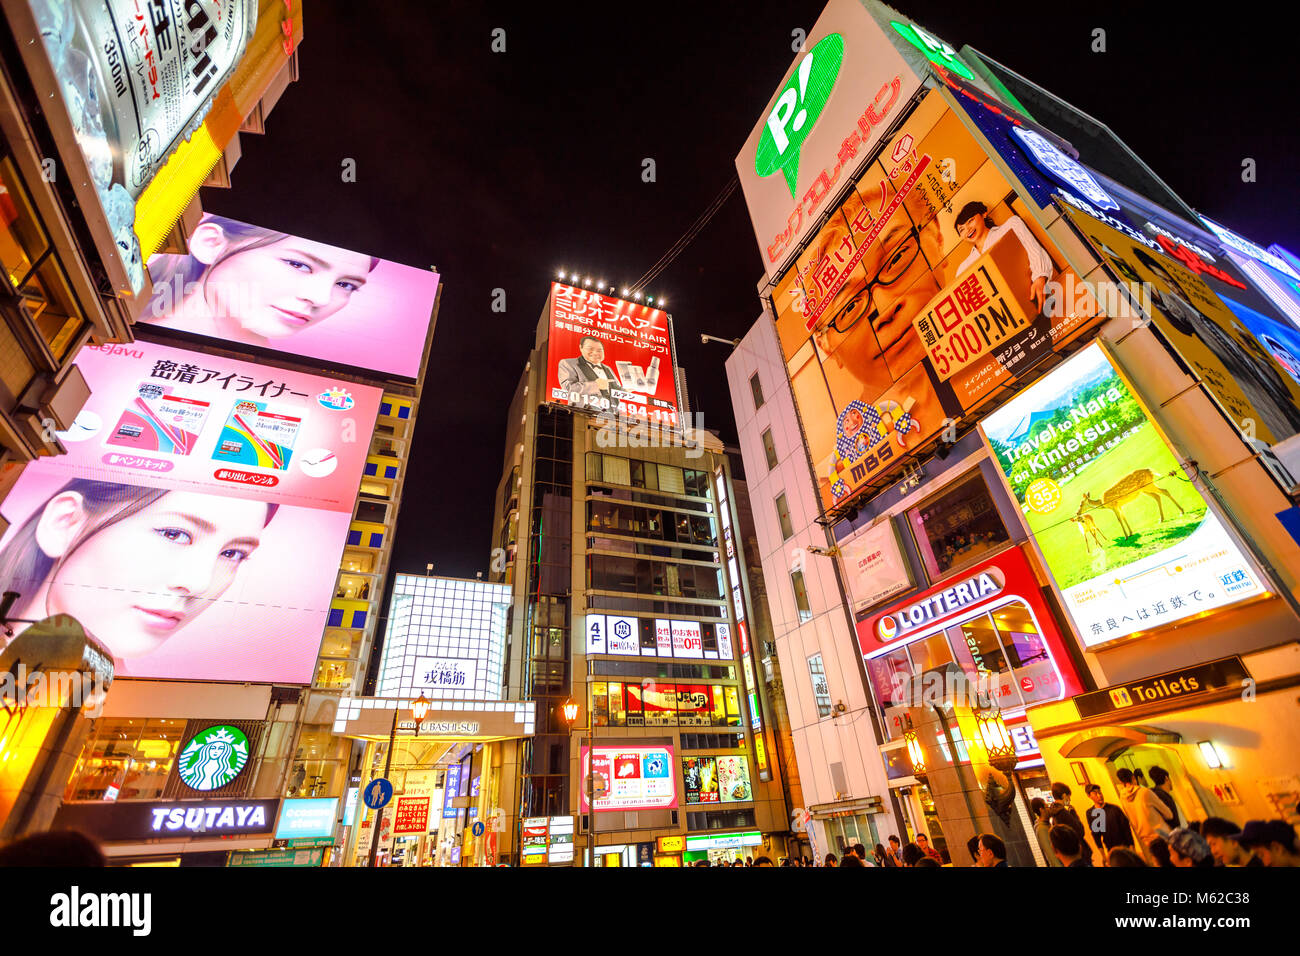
[142,214,440,379]
[772,87,1102,511]
[0,340,381,682]
[981,343,1265,647]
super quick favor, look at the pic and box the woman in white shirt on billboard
[953,201,1055,314]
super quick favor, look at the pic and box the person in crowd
[1049,782,1095,861]
[1049,824,1092,867]
[744,856,753,867]
[823,853,838,867]
[1117,768,1173,860]
[693,859,710,867]
[1200,817,1259,867]
[1167,828,1213,867]
[977,833,1008,868]
[753,856,774,867]
[966,835,982,866]
[1147,836,1175,868]
[1148,766,1182,829]
[840,854,866,868]
[916,832,943,864]
[914,856,942,868]
[1237,820,1300,867]
[884,835,903,867]
[1084,783,1135,856]
[1106,847,1148,867]
[872,844,888,867]
[1031,797,1062,867]
[850,842,869,863]
[900,842,925,867]
[0,830,105,866]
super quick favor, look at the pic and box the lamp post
[559,670,595,868]
[366,696,433,868]
[975,707,1022,826]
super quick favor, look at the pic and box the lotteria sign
[874,570,1004,643]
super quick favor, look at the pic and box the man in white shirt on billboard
[558,335,622,405]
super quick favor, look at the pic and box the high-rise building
[726,0,1300,866]
[487,282,795,865]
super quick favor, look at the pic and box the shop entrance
[893,785,948,861]
[1107,745,1202,827]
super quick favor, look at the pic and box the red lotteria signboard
[859,546,1083,700]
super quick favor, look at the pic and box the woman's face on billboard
[37,491,269,659]
[203,233,372,340]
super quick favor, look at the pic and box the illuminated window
[907,470,1009,580]
[808,654,833,718]
[790,570,812,623]
[761,429,778,470]
[775,493,794,540]
[64,719,186,802]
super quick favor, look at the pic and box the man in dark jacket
[1050,824,1093,866]
[1085,783,1135,854]
[1050,782,1096,862]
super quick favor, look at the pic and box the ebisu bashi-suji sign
[176,725,251,792]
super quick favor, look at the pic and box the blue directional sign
[472,821,486,837]
[362,778,394,810]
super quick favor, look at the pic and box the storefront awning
[1055,724,1181,759]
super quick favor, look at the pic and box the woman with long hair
[143,214,379,347]
[0,479,276,661]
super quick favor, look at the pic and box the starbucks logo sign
[177,725,250,792]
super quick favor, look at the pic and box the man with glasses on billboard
[558,335,623,410]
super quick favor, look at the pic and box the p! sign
[754,33,844,198]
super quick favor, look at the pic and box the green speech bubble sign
[754,32,845,199]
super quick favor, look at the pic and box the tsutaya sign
[875,570,1004,642]
[151,803,268,834]
[52,798,280,842]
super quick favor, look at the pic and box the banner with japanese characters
[545,283,680,428]
[143,214,440,379]
[980,343,1265,647]
[0,340,381,683]
[772,87,1099,511]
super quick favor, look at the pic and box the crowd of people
[692,771,1299,867]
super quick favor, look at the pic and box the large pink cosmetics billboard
[140,214,440,379]
[0,340,383,683]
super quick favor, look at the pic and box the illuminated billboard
[142,214,440,379]
[735,0,923,275]
[981,344,1265,647]
[579,745,677,813]
[28,0,257,292]
[544,283,680,427]
[1060,206,1300,447]
[773,88,1101,510]
[0,340,381,682]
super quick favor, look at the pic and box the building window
[63,719,187,802]
[808,654,832,718]
[761,429,778,470]
[907,470,1010,581]
[775,493,794,540]
[790,570,812,623]
[749,373,764,410]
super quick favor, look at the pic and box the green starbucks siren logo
[754,32,845,198]
[177,725,250,791]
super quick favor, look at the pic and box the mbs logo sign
[1108,687,1134,709]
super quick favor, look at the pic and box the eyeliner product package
[212,400,302,471]
[106,382,210,455]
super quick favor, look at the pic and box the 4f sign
[755,32,844,198]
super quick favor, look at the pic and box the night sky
[201,1,1300,581]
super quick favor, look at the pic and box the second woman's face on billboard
[207,236,372,340]
[41,491,270,660]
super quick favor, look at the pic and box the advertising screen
[141,214,439,379]
[579,745,677,813]
[981,344,1265,646]
[1060,206,1300,447]
[0,340,380,682]
[544,283,679,427]
[773,88,1101,510]
[715,754,753,804]
[274,798,339,841]
[682,756,720,804]
[735,0,923,275]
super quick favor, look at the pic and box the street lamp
[904,727,927,782]
[975,707,1020,825]
[412,694,433,722]
[558,684,596,868]
[366,697,430,867]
